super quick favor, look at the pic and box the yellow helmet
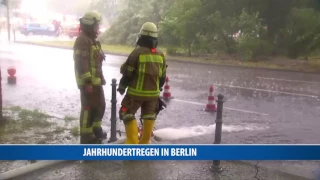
[139,22,158,38]
[80,11,102,25]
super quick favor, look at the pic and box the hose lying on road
[0,160,65,180]
[0,139,126,180]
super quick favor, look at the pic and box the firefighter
[118,22,167,144]
[73,11,107,144]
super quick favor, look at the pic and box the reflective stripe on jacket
[74,32,104,87]
[120,47,167,98]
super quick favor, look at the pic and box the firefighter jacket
[119,46,167,99]
[73,32,106,87]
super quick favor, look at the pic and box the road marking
[212,84,318,98]
[172,99,269,116]
[257,77,320,84]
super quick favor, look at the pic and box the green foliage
[96,0,320,60]
[166,47,177,56]
[161,0,201,56]
[64,115,77,121]
[97,0,174,45]
[236,10,271,60]
[70,126,79,136]
[283,8,320,58]
[1,107,54,135]
[99,10,146,44]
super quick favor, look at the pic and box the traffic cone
[205,85,217,112]
[162,76,174,100]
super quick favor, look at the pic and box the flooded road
[1,42,319,144]
[1,40,320,178]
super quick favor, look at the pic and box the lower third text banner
[1,145,320,160]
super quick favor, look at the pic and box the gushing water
[153,124,268,141]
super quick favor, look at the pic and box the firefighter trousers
[79,86,105,144]
[120,95,158,144]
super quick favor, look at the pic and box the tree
[161,0,203,56]
[99,0,174,45]
[100,0,320,60]
[1,0,7,6]
[1,0,22,9]
[90,0,126,23]
[283,8,320,58]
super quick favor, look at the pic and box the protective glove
[156,98,167,115]
[159,98,167,110]
[117,83,127,95]
[117,88,126,95]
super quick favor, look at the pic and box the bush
[166,47,179,56]
[126,33,138,46]
[236,34,259,61]
[283,8,320,58]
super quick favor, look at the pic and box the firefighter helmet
[139,22,158,38]
[80,11,102,26]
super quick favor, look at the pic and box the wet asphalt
[1,42,319,145]
[10,160,310,180]
[1,40,320,179]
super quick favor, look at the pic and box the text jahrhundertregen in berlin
[83,147,197,157]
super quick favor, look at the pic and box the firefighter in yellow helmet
[73,11,107,144]
[118,22,168,144]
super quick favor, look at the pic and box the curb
[13,41,320,75]
[0,139,126,180]
[13,41,128,57]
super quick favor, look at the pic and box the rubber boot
[80,133,102,144]
[93,127,107,140]
[138,120,155,144]
[124,120,138,144]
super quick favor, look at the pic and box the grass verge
[70,126,79,137]
[64,115,77,121]
[16,40,320,73]
[0,106,76,144]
